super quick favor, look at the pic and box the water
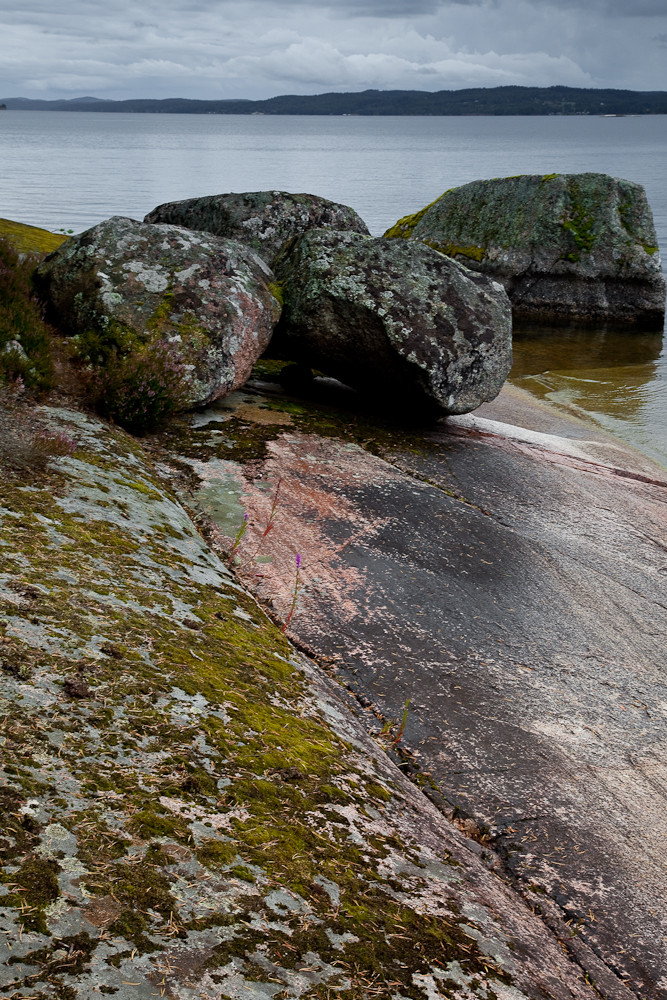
[1,111,666,465]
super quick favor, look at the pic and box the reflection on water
[509,326,667,469]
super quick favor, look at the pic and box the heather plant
[0,237,54,388]
[72,320,141,368]
[0,377,77,472]
[97,338,193,435]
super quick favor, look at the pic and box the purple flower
[295,553,302,569]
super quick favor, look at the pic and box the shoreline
[472,380,667,477]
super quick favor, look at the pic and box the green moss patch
[0,218,68,256]
[383,191,450,240]
[422,239,486,262]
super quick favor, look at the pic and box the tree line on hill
[3,86,667,116]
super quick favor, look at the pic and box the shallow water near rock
[510,326,667,468]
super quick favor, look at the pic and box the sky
[1,0,666,101]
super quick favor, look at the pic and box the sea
[1,110,666,467]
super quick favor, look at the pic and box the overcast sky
[1,0,666,101]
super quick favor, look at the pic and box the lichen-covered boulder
[272,229,513,414]
[144,190,370,266]
[385,173,666,328]
[36,216,282,408]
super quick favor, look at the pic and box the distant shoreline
[3,85,667,116]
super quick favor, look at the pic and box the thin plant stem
[281,553,301,633]
[228,512,249,564]
[390,700,411,747]
[250,478,282,561]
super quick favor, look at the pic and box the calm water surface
[1,111,666,465]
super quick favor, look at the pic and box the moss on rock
[0,218,68,256]
[384,173,666,327]
[0,402,594,999]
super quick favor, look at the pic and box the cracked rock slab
[170,374,667,999]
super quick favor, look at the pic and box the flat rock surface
[0,400,599,999]
[171,373,667,1000]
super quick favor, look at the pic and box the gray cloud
[0,0,665,101]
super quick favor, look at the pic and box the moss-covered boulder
[144,190,370,266]
[385,173,666,328]
[272,229,512,414]
[35,216,282,408]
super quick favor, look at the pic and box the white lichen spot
[123,261,169,292]
[174,264,201,282]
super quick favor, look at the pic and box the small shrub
[97,338,193,435]
[0,238,54,389]
[0,378,77,472]
[71,320,142,368]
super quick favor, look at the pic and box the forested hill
[3,86,667,115]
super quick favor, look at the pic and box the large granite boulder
[36,216,281,408]
[385,173,666,328]
[144,190,370,266]
[272,229,512,414]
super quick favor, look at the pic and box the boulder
[36,216,281,408]
[272,229,513,415]
[144,190,370,266]
[385,173,666,328]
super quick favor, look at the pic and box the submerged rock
[385,172,666,327]
[144,190,370,265]
[272,229,513,414]
[36,215,281,408]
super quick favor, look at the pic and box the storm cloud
[1,0,665,100]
